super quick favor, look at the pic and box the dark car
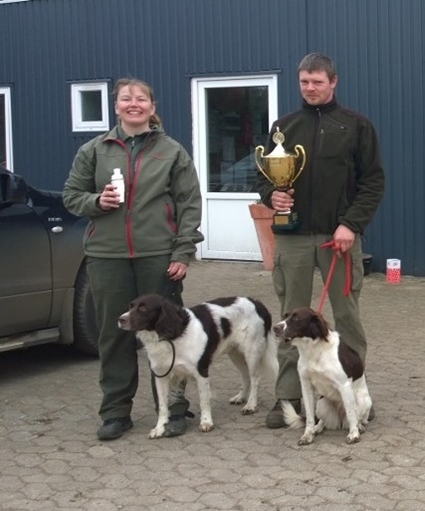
[0,166,98,355]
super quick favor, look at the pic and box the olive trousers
[86,256,189,420]
[272,233,367,400]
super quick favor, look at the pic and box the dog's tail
[261,331,280,384]
[282,401,305,429]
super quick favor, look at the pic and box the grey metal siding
[305,0,425,275]
[0,0,424,275]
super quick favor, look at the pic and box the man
[257,53,385,428]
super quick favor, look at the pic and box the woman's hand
[167,262,188,281]
[98,184,121,211]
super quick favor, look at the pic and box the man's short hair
[298,53,336,81]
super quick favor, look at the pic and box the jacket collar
[302,96,338,115]
[103,124,162,143]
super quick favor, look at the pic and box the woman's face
[115,84,155,134]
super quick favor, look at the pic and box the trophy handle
[254,146,275,185]
[292,145,307,183]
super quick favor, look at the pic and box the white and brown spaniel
[119,293,279,439]
[273,307,372,445]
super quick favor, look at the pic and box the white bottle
[111,168,125,203]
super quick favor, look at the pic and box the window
[71,83,110,132]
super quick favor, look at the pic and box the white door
[192,75,278,261]
[0,87,14,170]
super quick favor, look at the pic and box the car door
[0,201,52,336]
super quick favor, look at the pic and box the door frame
[191,74,278,260]
[0,86,14,171]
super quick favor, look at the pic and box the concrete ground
[1,260,425,511]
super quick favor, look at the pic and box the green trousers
[86,256,189,420]
[272,233,367,400]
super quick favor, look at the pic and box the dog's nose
[273,324,283,335]
[118,312,129,330]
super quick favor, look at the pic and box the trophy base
[271,212,300,232]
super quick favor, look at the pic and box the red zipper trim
[165,203,177,234]
[110,139,134,258]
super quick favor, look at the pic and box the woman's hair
[112,78,162,127]
[297,53,336,81]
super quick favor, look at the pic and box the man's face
[299,70,337,105]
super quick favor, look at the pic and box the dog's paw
[241,404,257,415]
[148,425,166,439]
[346,432,360,444]
[199,421,214,432]
[358,423,366,434]
[298,433,315,445]
[313,421,325,435]
[229,392,247,405]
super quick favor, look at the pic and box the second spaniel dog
[273,307,372,445]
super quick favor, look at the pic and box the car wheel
[73,260,99,356]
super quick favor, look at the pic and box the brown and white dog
[273,307,372,445]
[119,293,279,439]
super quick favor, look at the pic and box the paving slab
[1,261,425,511]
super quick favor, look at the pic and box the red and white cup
[386,259,401,284]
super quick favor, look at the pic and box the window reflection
[206,86,269,192]
[80,90,103,122]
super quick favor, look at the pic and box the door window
[206,86,270,193]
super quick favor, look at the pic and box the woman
[63,78,203,440]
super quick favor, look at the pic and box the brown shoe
[266,399,301,428]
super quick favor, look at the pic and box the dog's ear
[155,301,185,340]
[310,312,329,340]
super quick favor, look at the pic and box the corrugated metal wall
[0,0,424,275]
[305,0,425,277]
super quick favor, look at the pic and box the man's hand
[271,188,294,213]
[333,225,355,256]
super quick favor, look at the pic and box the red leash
[316,240,351,313]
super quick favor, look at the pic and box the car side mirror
[0,170,28,205]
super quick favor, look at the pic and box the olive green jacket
[257,98,385,235]
[63,126,203,264]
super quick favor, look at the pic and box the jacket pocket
[317,121,350,159]
[350,236,364,292]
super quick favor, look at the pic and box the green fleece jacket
[257,98,385,235]
[63,126,203,264]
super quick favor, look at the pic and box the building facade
[1,0,424,275]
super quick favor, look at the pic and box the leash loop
[317,240,352,313]
[151,339,176,378]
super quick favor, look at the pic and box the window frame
[0,86,14,171]
[71,82,110,132]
